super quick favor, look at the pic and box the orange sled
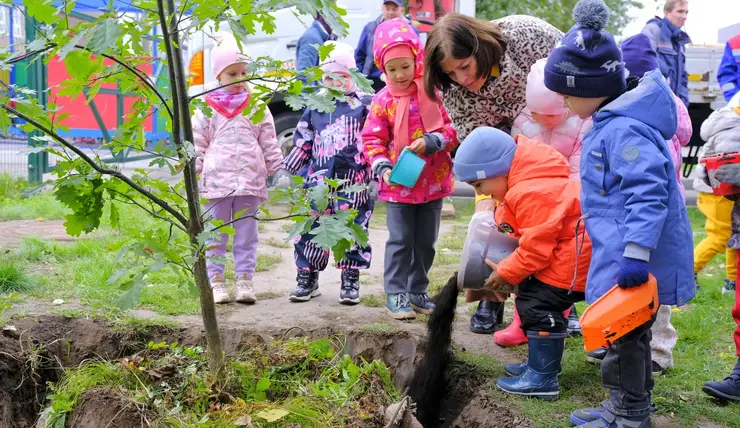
[580,275,659,352]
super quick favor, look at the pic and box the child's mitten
[715,164,740,187]
[617,257,649,288]
[273,169,293,189]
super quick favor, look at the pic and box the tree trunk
[157,0,225,373]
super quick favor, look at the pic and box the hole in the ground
[0,315,524,428]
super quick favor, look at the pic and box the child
[193,40,283,304]
[454,127,591,400]
[701,93,740,402]
[543,1,694,426]
[512,58,590,180]
[494,58,592,347]
[362,18,458,320]
[584,32,695,376]
[692,94,738,294]
[274,41,374,305]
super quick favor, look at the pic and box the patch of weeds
[0,292,25,324]
[360,293,385,308]
[453,350,505,378]
[256,290,284,300]
[43,338,400,427]
[264,236,291,249]
[0,174,28,198]
[280,222,294,233]
[109,314,181,334]
[0,192,68,221]
[48,308,92,319]
[360,322,401,334]
[434,252,460,266]
[256,253,283,272]
[439,226,466,252]
[0,256,32,292]
[258,222,267,233]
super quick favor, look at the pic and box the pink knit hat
[211,39,249,80]
[526,59,568,116]
[320,41,356,76]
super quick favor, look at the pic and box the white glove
[273,169,293,189]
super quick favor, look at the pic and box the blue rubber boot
[496,331,565,400]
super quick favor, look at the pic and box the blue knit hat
[620,33,659,79]
[544,0,626,98]
[453,127,517,182]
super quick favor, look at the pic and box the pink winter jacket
[362,88,458,204]
[512,109,591,179]
[670,93,692,198]
[511,59,591,179]
[193,106,283,201]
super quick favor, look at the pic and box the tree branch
[2,103,189,226]
[211,213,305,232]
[109,189,187,233]
[74,45,174,120]
[187,76,294,100]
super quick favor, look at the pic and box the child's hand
[483,259,514,291]
[382,169,392,185]
[407,138,426,154]
[617,257,649,288]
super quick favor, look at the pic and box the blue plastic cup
[389,149,426,188]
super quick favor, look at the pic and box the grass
[256,290,284,300]
[256,253,283,272]
[0,256,33,292]
[264,236,291,249]
[360,322,401,334]
[0,192,68,221]
[360,293,385,308]
[439,225,466,252]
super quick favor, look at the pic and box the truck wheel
[274,111,302,157]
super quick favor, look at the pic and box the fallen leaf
[35,217,46,222]
[234,415,252,426]
[52,299,65,306]
[256,408,289,422]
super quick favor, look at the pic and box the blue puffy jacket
[296,20,332,82]
[642,17,691,107]
[580,69,694,307]
[718,34,740,102]
[354,16,419,79]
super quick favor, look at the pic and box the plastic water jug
[580,275,659,351]
[457,211,519,292]
[389,149,426,188]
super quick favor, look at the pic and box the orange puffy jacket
[494,135,591,293]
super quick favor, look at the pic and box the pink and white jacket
[670,93,692,198]
[511,59,591,179]
[193,101,283,201]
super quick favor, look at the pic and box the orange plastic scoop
[580,275,659,352]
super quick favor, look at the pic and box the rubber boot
[470,300,503,334]
[496,331,565,401]
[494,303,528,347]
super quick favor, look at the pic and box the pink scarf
[205,88,250,119]
[386,77,445,159]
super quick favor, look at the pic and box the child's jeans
[602,319,655,418]
[384,199,442,295]
[515,277,584,333]
[204,195,261,279]
[695,192,737,280]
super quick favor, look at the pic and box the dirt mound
[68,388,148,428]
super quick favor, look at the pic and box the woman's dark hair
[424,13,507,101]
